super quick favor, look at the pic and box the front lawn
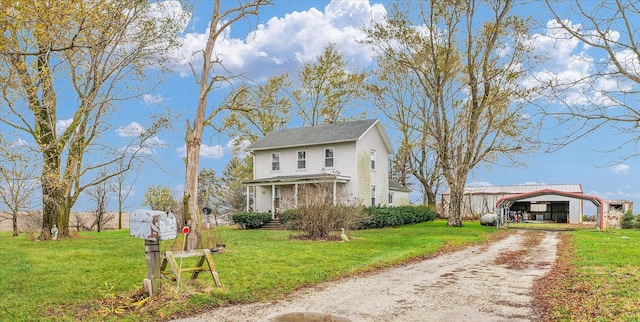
[0,220,501,321]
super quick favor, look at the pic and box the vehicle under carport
[495,189,604,229]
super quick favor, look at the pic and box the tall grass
[0,221,500,321]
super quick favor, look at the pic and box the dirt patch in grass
[494,231,545,270]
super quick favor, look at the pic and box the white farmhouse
[244,119,410,217]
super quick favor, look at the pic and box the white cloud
[176,143,224,159]
[170,0,384,80]
[56,119,73,135]
[611,164,630,174]
[521,181,546,186]
[468,181,492,187]
[10,138,29,147]
[142,93,164,105]
[117,122,145,137]
[120,135,167,155]
[226,138,251,157]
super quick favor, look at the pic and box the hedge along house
[243,119,411,217]
[440,184,594,225]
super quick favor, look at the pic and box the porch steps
[261,219,283,230]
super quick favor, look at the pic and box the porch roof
[244,173,351,185]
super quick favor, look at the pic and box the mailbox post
[129,209,177,296]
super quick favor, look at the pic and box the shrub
[279,183,364,240]
[621,211,635,229]
[232,212,271,229]
[360,205,436,229]
[278,209,300,227]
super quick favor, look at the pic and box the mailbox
[129,209,178,241]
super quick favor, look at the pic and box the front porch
[244,173,350,219]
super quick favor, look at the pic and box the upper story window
[297,150,307,169]
[271,153,280,171]
[370,149,376,170]
[324,148,334,168]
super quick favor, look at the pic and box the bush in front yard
[232,212,272,229]
[279,183,364,240]
[278,209,300,226]
[360,205,436,229]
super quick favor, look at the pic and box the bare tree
[85,172,114,232]
[110,159,140,230]
[363,0,535,226]
[183,0,271,250]
[540,0,640,158]
[0,0,185,238]
[0,136,39,236]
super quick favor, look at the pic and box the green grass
[569,229,640,320]
[541,228,640,321]
[0,220,500,321]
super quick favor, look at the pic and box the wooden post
[144,240,162,296]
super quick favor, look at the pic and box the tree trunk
[447,188,463,227]
[12,212,18,237]
[184,124,202,250]
[426,190,437,209]
[40,169,61,240]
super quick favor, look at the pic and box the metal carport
[495,189,604,229]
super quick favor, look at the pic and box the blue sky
[3,0,638,214]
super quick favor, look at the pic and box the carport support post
[144,239,162,296]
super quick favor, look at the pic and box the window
[271,153,280,171]
[324,148,334,167]
[370,149,376,169]
[297,151,306,169]
[371,185,376,206]
[388,192,394,205]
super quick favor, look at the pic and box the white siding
[248,120,404,212]
[355,126,390,206]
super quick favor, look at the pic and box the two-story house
[243,119,410,217]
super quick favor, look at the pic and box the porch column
[271,184,276,219]
[245,186,250,211]
[333,181,337,205]
[294,183,299,208]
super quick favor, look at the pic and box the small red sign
[182,226,190,234]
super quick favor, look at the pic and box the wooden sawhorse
[160,249,222,287]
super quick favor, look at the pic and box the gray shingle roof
[389,179,411,192]
[246,119,380,151]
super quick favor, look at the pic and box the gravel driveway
[174,230,559,322]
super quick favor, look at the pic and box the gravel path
[174,230,560,322]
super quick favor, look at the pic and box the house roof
[442,184,582,195]
[245,119,393,153]
[389,179,411,192]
